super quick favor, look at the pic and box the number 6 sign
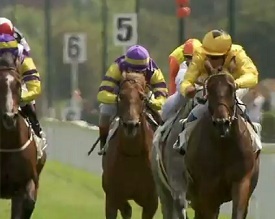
[63,33,87,64]
[113,13,138,46]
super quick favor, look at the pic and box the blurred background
[1,0,275,218]
[1,0,275,138]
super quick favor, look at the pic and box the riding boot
[173,128,187,155]
[21,104,42,138]
[173,119,198,155]
[98,125,109,155]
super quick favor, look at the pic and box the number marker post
[63,33,87,119]
[113,13,138,54]
[63,33,87,94]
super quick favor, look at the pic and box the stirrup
[173,135,186,155]
[98,148,106,156]
[174,145,186,155]
[98,140,107,155]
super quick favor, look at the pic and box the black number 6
[68,36,80,58]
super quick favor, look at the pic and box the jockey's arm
[234,50,258,89]
[150,69,168,111]
[175,62,188,92]
[97,63,121,104]
[179,53,202,96]
[169,46,184,94]
[20,57,41,102]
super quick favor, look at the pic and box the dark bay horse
[151,88,204,219]
[102,72,158,219]
[0,52,46,219]
[185,71,260,219]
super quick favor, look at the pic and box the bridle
[116,78,146,125]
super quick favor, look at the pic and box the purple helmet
[125,45,150,70]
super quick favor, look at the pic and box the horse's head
[118,72,146,137]
[0,52,21,130]
[205,60,237,137]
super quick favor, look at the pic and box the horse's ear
[122,71,127,79]
[204,60,214,75]
[228,57,237,73]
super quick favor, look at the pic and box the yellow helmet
[202,30,232,56]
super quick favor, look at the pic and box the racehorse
[102,72,158,219]
[151,87,204,219]
[185,64,260,219]
[0,52,47,219]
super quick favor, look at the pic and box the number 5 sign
[113,13,138,46]
[63,33,87,64]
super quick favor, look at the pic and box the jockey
[0,32,46,150]
[162,38,202,121]
[168,38,201,95]
[176,29,260,154]
[0,17,31,54]
[97,45,168,150]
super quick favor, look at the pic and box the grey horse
[151,89,204,219]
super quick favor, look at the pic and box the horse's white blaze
[5,74,14,114]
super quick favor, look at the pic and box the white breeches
[161,91,183,121]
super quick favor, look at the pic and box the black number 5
[117,17,133,42]
[68,36,80,58]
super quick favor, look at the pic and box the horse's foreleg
[140,197,158,219]
[231,177,251,219]
[22,179,37,219]
[119,201,132,219]
[173,193,189,219]
[105,194,119,219]
[11,195,24,219]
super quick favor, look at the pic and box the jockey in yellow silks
[175,29,261,154]
[0,33,47,151]
[168,38,201,95]
[97,45,168,149]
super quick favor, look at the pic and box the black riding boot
[21,104,42,138]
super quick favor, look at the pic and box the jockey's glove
[185,85,196,99]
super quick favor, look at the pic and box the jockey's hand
[185,86,196,98]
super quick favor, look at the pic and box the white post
[70,60,81,120]
[71,60,79,95]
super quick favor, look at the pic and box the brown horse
[185,72,260,219]
[102,72,158,219]
[0,52,46,219]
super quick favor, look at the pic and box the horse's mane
[122,71,146,87]
[204,57,237,87]
[0,52,16,68]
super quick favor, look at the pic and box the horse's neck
[0,115,27,148]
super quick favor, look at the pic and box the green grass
[0,161,229,218]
